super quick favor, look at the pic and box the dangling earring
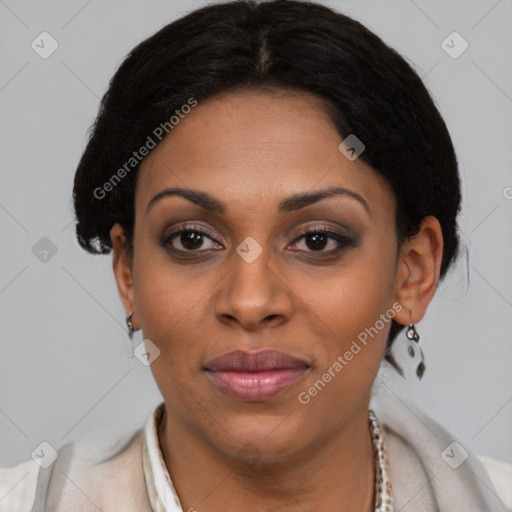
[125,311,137,360]
[126,311,134,339]
[406,324,425,380]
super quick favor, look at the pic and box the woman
[1,1,510,510]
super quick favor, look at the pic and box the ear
[393,216,444,325]
[110,223,138,329]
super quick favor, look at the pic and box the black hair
[72,0,461,359]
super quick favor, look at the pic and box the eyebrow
[144,185,370,216]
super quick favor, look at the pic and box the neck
[158,404,376,512]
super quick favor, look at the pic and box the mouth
[203,349,310,401]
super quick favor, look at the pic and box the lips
[205,349,310,372]
[204,349,310,401]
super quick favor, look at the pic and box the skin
[110,88,443,512]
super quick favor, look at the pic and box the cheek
[131,244,231,396]
[294,273,395,429]
[131,242,199,358]
[132,255,210,412]
[305,241,398,391]
[316,245,397,339]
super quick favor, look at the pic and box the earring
[126,311,134,339]
[406,323,425,380]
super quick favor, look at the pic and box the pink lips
[204,349,310,401]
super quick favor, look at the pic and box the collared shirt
[141,402,394,512]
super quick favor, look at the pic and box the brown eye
[173,230,208,251]
[161,225,222,253]
[291,227,357,254]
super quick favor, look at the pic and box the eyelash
[160,223,357,257]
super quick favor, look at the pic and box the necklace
[369,409,394,511]
[142,403,393,511]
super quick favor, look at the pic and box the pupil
[182,231,203,250]
[306,233,327,251]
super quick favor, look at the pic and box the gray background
[1,0,511,467]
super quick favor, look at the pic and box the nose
[214,245,294,332]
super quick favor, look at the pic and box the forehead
[136,89,395,218]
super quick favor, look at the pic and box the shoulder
[0,427,148,512]
[0,458,39,512]
[476,454,512,511]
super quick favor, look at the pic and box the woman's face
[116,89,408,462]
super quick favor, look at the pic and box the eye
[290,226,356,254]
[160,224,223,253]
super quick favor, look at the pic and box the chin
[208,414,312,465]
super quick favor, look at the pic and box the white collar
[141,402,183,511]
